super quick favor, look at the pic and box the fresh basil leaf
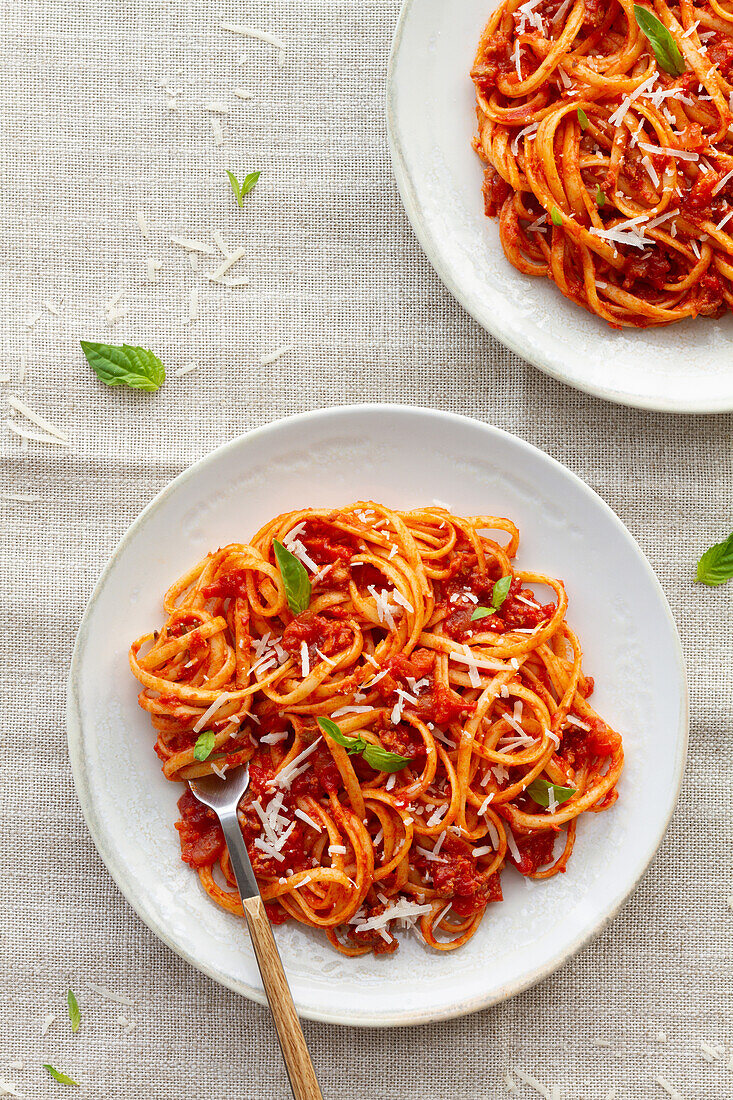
[193,729,216,761]
[227,169,260,207]
[316,717,408,772]
[240,170,261,195]
[596,184,606,208]
[577,106,589,130]
[273,539,312,615]
[491,574,512,612]
[696,530,733,586]
[80,341,165,392]
[316,716,365,754]
[226,169,243,207]
[362,742,411,773]
[526,778,576,807]
[471,574,512,620]
[633,5,685,76]
[550,206,562,226]
[44,1066,79,1087]
[67,989,80,1033]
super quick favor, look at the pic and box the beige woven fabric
[1,0,732,1097]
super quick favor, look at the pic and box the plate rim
[385,0,733,415]
[66,403,690,1027]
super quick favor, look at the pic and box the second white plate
[387,0,733,413]
[67,405,687,1026]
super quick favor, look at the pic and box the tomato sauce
[438,574,553,641]
[281,612,352,662]
[176,788,225,868]
[482,165,512,217]
[561,718,622,765]
[419,839,502,916]
[470,31,514,93]
[202,569,249,600]
[374,650,470,725]
[507,830,556,876]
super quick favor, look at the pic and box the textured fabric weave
[1,0,732,1097]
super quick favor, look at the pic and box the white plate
[67,405,688,1026]
[386,0,733,414]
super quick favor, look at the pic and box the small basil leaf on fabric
[550,206,562,226]
[80,341,165,392]
[596,185,606,208]
[193,729,216,761]
[227,169,260,207]
[362,742,411,773]
[67,989,80,1033]
[577,106,589,130]
[526,778,576,807]
[317,717,408,772]
[696,530,733,585]
[43,1066,79,1087]
[273,539,312,615]
[633,5,685,76]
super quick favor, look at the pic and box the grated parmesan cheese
[220,22,287,52]
[174,362,199,377]
[169,236,216,255]
[654,1076,683,1099]
[145,258,163,281]
[513,1067,551,1099]
[294,808,321,832]
[7,420,70,447]
[209,247,247,281]
[260,344,295,366]
[270,738,322,790]
[353,897,432,934]
[8,396,68,440]
[84,981,134,1005]
[136,210,150,239]
[193,692,231,733]
[211,117,224,146]
[638,142,699,162]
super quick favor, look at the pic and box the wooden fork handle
[241,895,324,1100]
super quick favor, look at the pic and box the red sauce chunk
[281,612,352,662]
[423,839,502,916]
[202,568,249,600]
[470,32,513,94]
[561,717,621,765]
[482,165,511,217]
[508,831,556,876]
[176,789,225,868]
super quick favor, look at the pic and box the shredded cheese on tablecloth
[260,344,295,366]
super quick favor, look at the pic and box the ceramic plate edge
[385,0,733,414]
[65,403,690,1026]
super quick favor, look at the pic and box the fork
[190,765,323,1100]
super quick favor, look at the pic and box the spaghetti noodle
[130,503,623,954]
[472,0,733,327]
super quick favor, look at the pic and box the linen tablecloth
[1,1,732,1097]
